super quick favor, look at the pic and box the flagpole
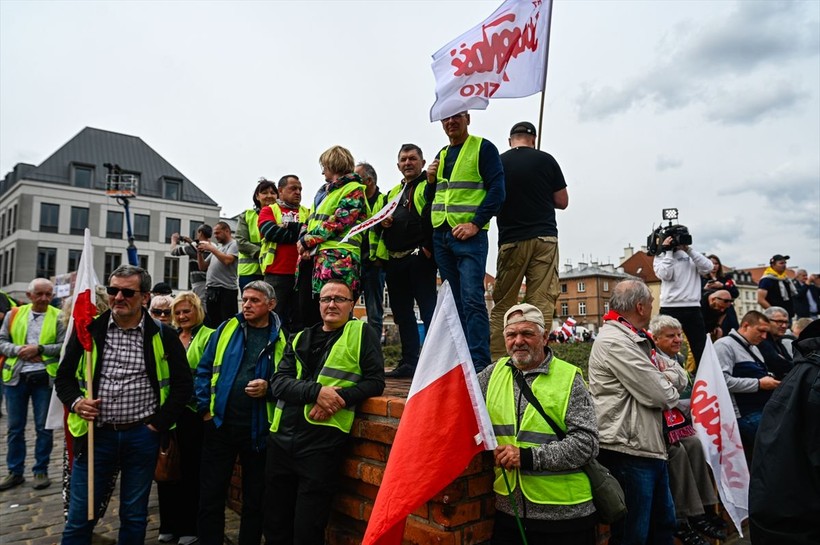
[85,350,95,520]
[501,468,528,545]
[536,0,555,150]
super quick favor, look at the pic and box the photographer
[653,233,714,367]
[170,224,212,300]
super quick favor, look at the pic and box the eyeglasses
[441,113,467,122]
[771,319,790,325]
[150,308,172,317]
[318,296,354,304]
[106,286,142,298]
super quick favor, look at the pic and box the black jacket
[55,309,192,433]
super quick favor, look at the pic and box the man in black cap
[489,121,568,360]
[757,253,797,319]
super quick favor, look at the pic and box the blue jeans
[62,425,160,545]
[433,229,490,371]
[385,252,437,367]
[362,262,385,337]
[5,378,53,475]
[598,449,676,545]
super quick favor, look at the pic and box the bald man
[701,289,733,339]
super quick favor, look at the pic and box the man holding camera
[170,224,213,300]
[653,233,714,367]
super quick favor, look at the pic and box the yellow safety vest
[486,357,593,505]
[259,203,310,271]
[2,305,61,381]
[431,135,488,229]
[374,180,428,261]
[306,181,367,254]
[185,325,214,411]
[238,209,263,277]
[67,330,169,438]
[366,192,386,262]
[270,320,364,434]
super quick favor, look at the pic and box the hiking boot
[674,522,709,545]
[158,534,176,543]
[32,473,51,490]
[178,537,199,545]
[0,473,24,491]
[691,515,728,540]
[385,364,416,378]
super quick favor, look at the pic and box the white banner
[340,188,404,244]
[429,0,552,121]
[690,337,749,536]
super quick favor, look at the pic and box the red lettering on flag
[449,12,541,77]
[690,379,722,452]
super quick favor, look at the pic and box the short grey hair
[610,279,652,312]
[355,162,378,184]
[150,295,174,309]
[243,280,276,301]
[110,265,152,293]
[27,278,54,293]
[763,306,788,319]
[649,314,682,335]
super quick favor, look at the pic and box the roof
[559,262,634,280]
[1,127,217,206]
[619,251,660,283]
[737,266,795,284]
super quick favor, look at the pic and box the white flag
[339,188,404,244]
[690,337,749,535]
[429,0,553,121]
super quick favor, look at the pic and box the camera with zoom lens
[646,208,692,256]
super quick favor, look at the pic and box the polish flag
[690,337,749,535]
[561,317,577,339]
[362,282,496,545]
[46,228,98,429]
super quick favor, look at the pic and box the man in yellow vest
[355,162,387,340]
[55,265,192,544]
[0,278,65,491]
[477,303,599,544]
[195,280,286,545]
[426,110,505,372]
[258,174,309,332]
[263,279,384,545]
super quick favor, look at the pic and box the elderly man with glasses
[264,279,384,545]
[758,306,795,375]
[56,265,192,545]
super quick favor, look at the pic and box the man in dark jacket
[750,319,820,545]
[263,279,384,545]
[56,265,192,545]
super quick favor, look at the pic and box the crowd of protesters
[0,121,817,545]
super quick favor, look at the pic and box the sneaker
[32,473,51,490]
[385,364,415,378]
[690,515,728,540]
[0,473,25,491]
[674,522,709,545]
[158,534,176,543]
[178,537,198,545]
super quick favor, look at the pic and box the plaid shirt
[97,315,157,425]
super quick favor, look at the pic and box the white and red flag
[362,281,496,545]
[429,0,553,121]
[340,189,404,244]
[690,337,749,535]
[561,316,577,340]
[46,228,99,429]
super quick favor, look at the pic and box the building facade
[0,127,221,297]
[555,261,635,333]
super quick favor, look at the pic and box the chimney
[564,264,573,273]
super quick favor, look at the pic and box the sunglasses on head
[150,308,172,317]
[106,286,142,298]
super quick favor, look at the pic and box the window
[11,204,17,234]
[134,214,150,242]
[165,217,181,243]
[164,257,179,289]
[578,302,587,315]
[560,283,567,294]
[0,212,4,240]
[36,247,57,278]
[40,203,59,233]
[70,207,89,236]
[72,165,94,188]
[560,302,568,316]
[4,248,14,285]
[189,220,204,239]
[577,281,586,293]
[138,254,149,271]
[603,281,609,292]
[604,301,610,313]
[106,210,123,239]
[104,253,122,281]
[164,179,182,201]
[68,249,82,272]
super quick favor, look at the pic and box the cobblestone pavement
[0,401,240,545]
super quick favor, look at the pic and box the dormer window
[164,178,182,200]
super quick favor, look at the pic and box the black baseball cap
[770,254,790,263]
[510,121,536,137]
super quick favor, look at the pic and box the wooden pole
[536,0,555,150]
[85,349,94,521]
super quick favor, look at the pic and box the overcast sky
[2,0,818,274]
